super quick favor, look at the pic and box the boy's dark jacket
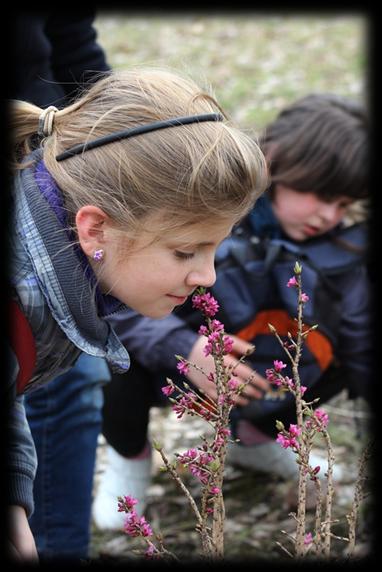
[111,194,372,409]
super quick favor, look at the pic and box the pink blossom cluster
[175,426,229,508]
[161,307,244,422]
[192,291,220,317]
[204,331,234,358]
[177,447,213,485]
[172,391,198,419]
[117,495,153,538]
[198,318,234,358]
[304,532,313,545]
[177,426,231,487]
[177,359,190,375]
[118,494,138,512]
[124,511,153,538]
[276,423,302,450]
[161,378,216,420]
[265,360,307,396]
[306,408,330,431]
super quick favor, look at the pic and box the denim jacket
[8,149,130,515]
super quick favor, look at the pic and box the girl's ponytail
[9,100,44,166]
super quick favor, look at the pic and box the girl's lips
[166,294,188,304]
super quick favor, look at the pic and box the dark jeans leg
[25,354,109,560]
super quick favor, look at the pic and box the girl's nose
[186,261,216,289]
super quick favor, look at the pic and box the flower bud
[294,261,302,274]
[152,440,162,451]
[208,459,221,472]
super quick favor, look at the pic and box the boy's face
[97,214,235,318]
[271,185,354,241]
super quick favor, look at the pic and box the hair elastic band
[56,112,224,161]
[38,106,58,137]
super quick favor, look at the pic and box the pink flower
[199,452,214,464]
[161,384,175,396]
[198,325,208,336]
[189,464,209,484]
[276,433,290,448]
[284,376,295,390]
[192,292,220,317]
[314,408,329,428]
[124,511,153,538]
[118,495,138,512]
[265,368,277,383]
[145,543,156,558]
[227,378,240,391]
[289,424,302,437]
[273,360,287,372]
[203,342,213,357]
[172,392,195,418]
[177,448,198,464]
[210,486,221,495]
[287,276,298,288]
[210,319,224,332]
[301,292,310,303]
[218,427,231,437]
[177,360,190,375]
[304,532,313,545]
[223,335,234,354]
[276,432,299,450]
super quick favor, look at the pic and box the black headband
[55,112,224,161]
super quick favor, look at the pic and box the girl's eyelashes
[174,250,195,260]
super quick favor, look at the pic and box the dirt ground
[89,390,373,564]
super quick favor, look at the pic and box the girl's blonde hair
[10,67,268,237]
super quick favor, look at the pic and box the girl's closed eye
[174,250,195,260]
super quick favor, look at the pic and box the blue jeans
[25,353,111,560]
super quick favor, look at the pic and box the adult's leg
[101,359,158,457]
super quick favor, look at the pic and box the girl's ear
[75,205,109,257]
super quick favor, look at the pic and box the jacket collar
[247,193,282,239]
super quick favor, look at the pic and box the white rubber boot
[227,440,298,479]
[227,441,343,482]
[93,444,152,531]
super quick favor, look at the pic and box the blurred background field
[90,11,372,563]
[94,12,367,130]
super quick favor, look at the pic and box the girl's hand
[8,505,38,562]
[186,334,270,406]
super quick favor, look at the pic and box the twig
[345,439,373,557]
